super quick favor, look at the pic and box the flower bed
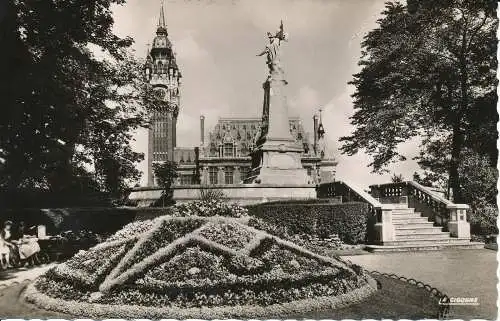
[197,221,256,250]
[112,218,206,276]
[27,213,377,318]
[105,218,160,242]
[173,200,248,218]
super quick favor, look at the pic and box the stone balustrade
[369,181,470,238]
[317,180,395,244]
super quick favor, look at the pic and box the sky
[111,0,421,188]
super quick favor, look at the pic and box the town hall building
[144,3,337,187]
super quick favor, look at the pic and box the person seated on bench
[0,221,14,267]
[12,221,26,241]
[13,223,40,261]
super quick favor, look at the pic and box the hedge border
[22,277,377,319]
[247,201,371,244]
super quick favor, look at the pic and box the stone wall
[129,184,317,207]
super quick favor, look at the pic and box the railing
[369,181,452,226]
[319,180,471,243]
[369,181,470,238]
[317,180,395,244]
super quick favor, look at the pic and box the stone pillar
[218,166,225,185]
[447,204,471,238]
[246,65,309,185]
[313,114,319,156]
[200,115,205,146]
[234,166,241,184]
[147,127,154,186]
[374,205,396,243]
[202,166,209,185]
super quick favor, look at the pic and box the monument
[131,20,317,205]
[245,21,312,185]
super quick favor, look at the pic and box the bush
[173,200,248,218]
[198,188,226,202]
[469,200,498,236]
[247,202,370,244]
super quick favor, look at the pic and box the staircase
[366,204,483,252]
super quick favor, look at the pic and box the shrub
[198,187,226,202]
[247,202,370,244]
[173,200,248,218]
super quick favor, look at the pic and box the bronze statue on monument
[256,20,288,74]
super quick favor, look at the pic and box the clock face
[154,87,167,100]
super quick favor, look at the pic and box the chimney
[200,115,205,145]
[313,114,319,155]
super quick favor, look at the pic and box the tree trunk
[449,124,463,203]
[450,32,469,204]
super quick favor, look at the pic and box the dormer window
[223,142,234,157]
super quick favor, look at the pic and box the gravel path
[0,264,55,288]
[343,249,497,320]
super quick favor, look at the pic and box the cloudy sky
[112,0,420,188]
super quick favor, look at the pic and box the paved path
[0,264,55,289]
[343,249,497,320]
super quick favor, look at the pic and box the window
[224,167,234,185]
[307,167,312,177]
[181,175,192,185]
[223,143,234,158]
[240,167,250,180]
[209,167,218,185]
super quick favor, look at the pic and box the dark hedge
[247,202,372,244]
[0,207,176,236]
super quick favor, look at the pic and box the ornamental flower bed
[26,214,377,318]
[173,200,248,218]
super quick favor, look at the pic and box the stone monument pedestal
[245,141,311,185]
[244,45,311,186]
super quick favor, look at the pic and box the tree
[340,0,498,203]
[390,173,404,183]
[153,161,178,207]
[0,0,150,201]
[458,148,498,235]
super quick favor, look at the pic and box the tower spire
[158,0,166,29]
[156,0,168,35]
[317,108,325,139]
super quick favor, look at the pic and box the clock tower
[144,1,182,186]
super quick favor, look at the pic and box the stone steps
[395,226,444,234]
[371,202,480,252]
[392,217,431,224]
[365,242,484,252]
[395,232,450,240]
[392,210,421,216]
[384,237,473,246]
[391,208,415,214]
[393,222,435,228]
